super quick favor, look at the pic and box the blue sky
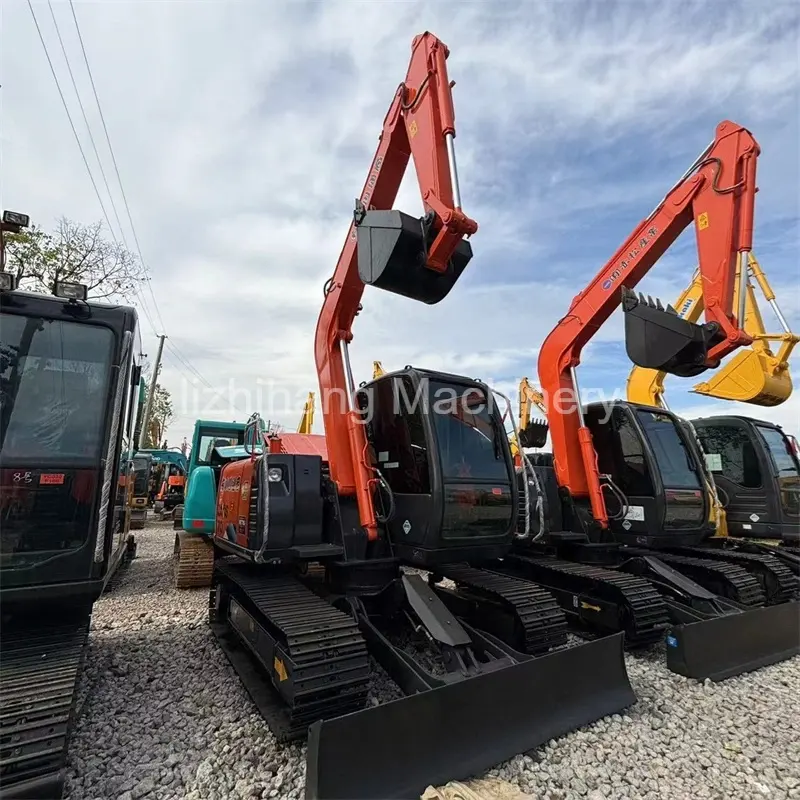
[2,0,799,443]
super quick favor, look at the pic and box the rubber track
[504,555,669,648]
[0,619,89,798]
[174,532,214,589]
[626,549,765,607]
[670,547,797,605]
[435,564,568,655]
[212,559,370,742]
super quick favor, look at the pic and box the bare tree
[4,217,147,301]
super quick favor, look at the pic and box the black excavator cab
[355,204,473,305]
[583,401,713,548]
[356,367,517,566]
[621,287,723,377]
[692,415,800,543]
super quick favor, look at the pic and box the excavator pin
[622,286,722,378]
[355,204,472,305]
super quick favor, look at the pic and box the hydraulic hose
[491,387,546,541]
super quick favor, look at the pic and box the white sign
[624,505,645,522]
[704,453,723,472]
[402,520,412,535]
[749,513,760,522]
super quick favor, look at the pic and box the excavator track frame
[662,545,797,604]
[492,553,671,648]
[0,615,90,800]
[174,532,215,589]
[210,559,371,740]
[429,564,568,655]
[208,555,636,800]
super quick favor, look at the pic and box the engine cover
[214,454,325,558]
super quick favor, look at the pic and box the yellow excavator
[372,360,386,378]
[511,378,549,460]
[627,254,798,408]
[626,254,798,539]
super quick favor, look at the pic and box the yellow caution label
[408,120,418,139]
[697,212,709,230]
[580,602,602,613]
[274,656,288,682]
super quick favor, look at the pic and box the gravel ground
[65,522,800,800]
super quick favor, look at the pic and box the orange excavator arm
[538,120,760,527]
[314,33,477,542]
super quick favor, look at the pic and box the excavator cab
[583,401,713,548]
[355,205,473,305]
[691,415,800,543]
[621,287,723,377]
[357,367,517,566]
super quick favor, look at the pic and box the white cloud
[2,0,798,443]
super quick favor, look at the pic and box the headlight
[268,467,282,483]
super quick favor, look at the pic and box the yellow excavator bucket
[691,347,794,406]
[690,256,798,406]
[627,254,798,408]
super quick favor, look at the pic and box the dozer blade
[692,349,793,406]
[666,601,800,682]
[355,208,472,305]
[306,632,634,800]
[622,287,718,378]
[519,418,549,449]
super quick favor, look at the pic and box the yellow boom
[297,391,315,434]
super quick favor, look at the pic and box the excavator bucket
[306,633,634,800]
[692,349,793,406]
[519,418,549,449]
[622,287,718,378]
[666,601,800,682]
[355,208,473,305]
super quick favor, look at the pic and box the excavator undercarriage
[210,552,633,800]
[501,408,800,682]
[205,367,636,799]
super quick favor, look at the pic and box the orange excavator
[488,121,799,682]
[201,32,634,800]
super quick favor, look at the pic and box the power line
[31,0,222,403]
[26,0,119,247]
[162,346,248,415]
[66,0,167,333]
[46,0,128,248]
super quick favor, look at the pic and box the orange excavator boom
[538,120,761,527]
[314,32,477,542]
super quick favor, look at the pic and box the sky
[2,0,799,447]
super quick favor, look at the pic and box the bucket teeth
[666,303,678,316]
[519,418,549,449]
[620,286,639,310]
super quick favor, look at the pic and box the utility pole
[138,334,167,449]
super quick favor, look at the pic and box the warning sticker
[624,505,645,522]
[39,473,65,485]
